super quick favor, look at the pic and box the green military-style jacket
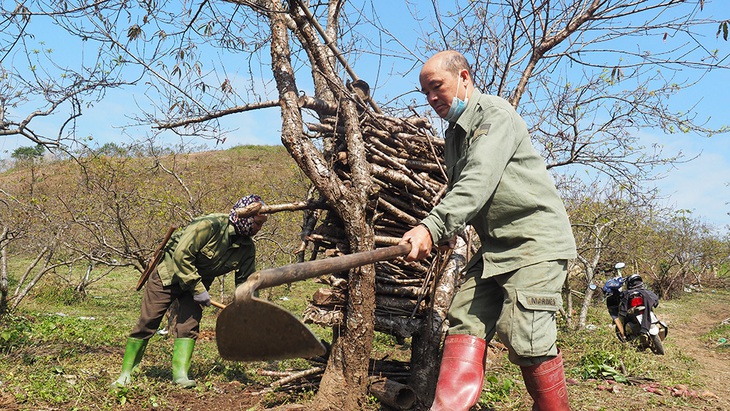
[421,90,576,277]
[157,213,257,296]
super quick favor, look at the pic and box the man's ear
[459,68,470,82]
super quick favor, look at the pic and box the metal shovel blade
[216,297,326,361]
[215,243,411,361]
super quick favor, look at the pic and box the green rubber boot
[172,338,197,388]
[111,337,148,387]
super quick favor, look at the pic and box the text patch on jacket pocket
[516,290,562,312]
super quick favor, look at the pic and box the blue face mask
[443,75,468,122]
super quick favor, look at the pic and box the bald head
[419,51,474,119]
[425,50,473,78]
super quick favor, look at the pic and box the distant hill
[0,144,310,267]
[0,144,308,211]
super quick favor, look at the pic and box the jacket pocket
[200,242,216,259]
[506,289,562,357]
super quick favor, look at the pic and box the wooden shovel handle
[211,300,227,309]
[136,225,177,291]
[236,243,412,301]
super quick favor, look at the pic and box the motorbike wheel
[650,334,665,355]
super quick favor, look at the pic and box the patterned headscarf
[229,194,263,236]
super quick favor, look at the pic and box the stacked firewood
[229,93,468,403]
[299,107,450,342]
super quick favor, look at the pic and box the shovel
[215,243,411,361]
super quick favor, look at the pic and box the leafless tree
[636,209,729,298]
[3,2,728,182]
[2,0,729,409]
[562,180,655,329]
[0,185,80,312]
[0,3,134,151]
[398,0,729,192]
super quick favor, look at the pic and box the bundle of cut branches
[297,98,450,340]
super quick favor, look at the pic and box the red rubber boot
[430,334,487,411]
[520,350,570,411]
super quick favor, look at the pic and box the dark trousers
[130,269,203,340]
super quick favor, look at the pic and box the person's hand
[400,224,433,261]
[193,291,212,307]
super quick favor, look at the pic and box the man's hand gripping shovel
[215,242,412,361]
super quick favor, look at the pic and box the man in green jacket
[401,51,576,411]
[112,194,267,388]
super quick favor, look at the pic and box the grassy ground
[1,266,328,410]
[2,265,730,410]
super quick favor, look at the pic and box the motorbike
[601,262,668,355]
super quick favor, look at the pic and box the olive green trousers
[447,259,567,367]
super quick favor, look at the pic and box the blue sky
[1,1,728,232]
[643,129,730,230]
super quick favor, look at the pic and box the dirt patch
[564,291,730,411]
[660,295,730,409]
[114,382,267,411]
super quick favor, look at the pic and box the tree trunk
[579,284,596,330]
[408,236,467,408]
[11,247,52,311]
[313,96,377,409]
[268,2,377,408]
[0,227,8,314]
[566,281,574,329]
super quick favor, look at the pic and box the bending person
[112,194,267,388]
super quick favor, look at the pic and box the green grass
[3,257,730,410]
[560,306,697,385]
[0,263,326,410]
[704,322,730,351]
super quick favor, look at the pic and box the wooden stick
[235,200,327,218]
[270,366,325,389]
[136,226,177,291]
[377,198,419,226]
